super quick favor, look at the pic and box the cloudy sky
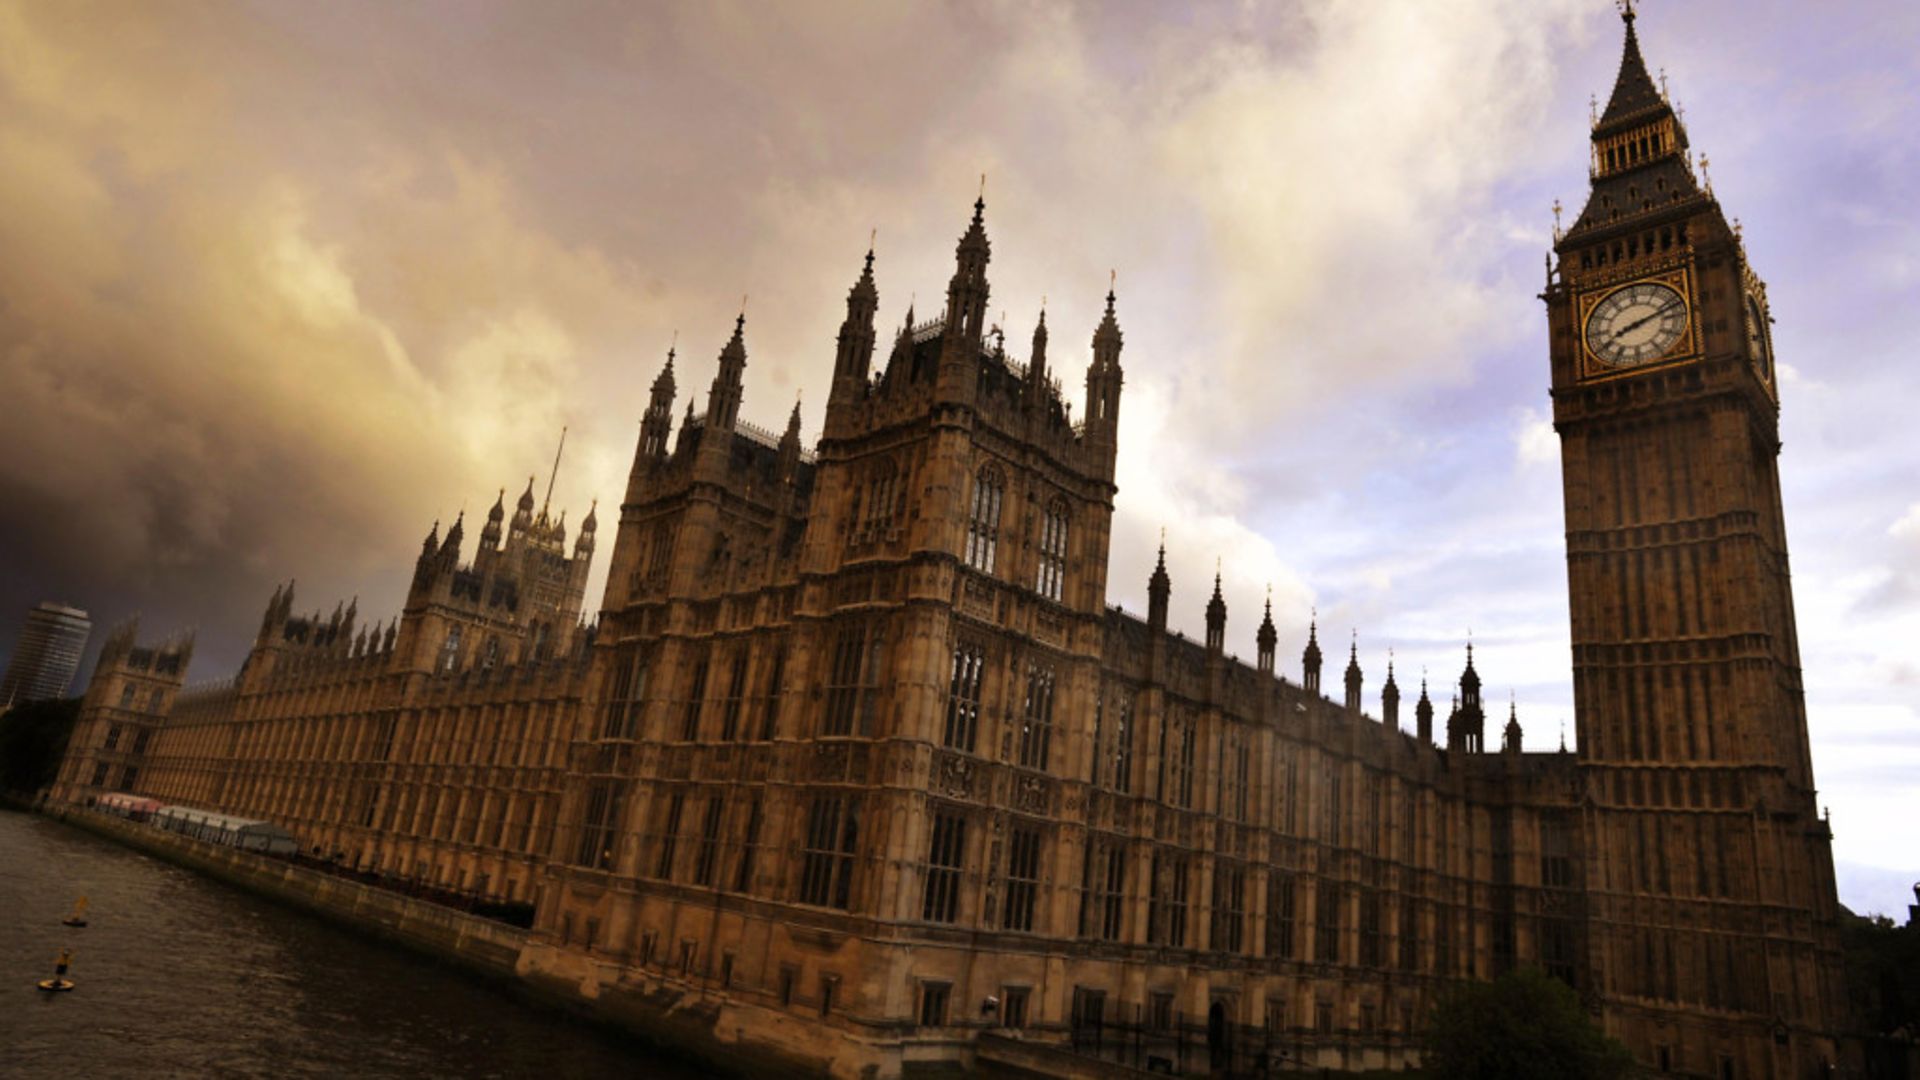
[0,1,1913,913]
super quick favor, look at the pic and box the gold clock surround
[1577,268,1698,380]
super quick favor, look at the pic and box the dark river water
[0,810,703,1079]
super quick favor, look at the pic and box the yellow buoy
[61,895,89,928]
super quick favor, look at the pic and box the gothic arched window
[965,465,1004,573]
[855,459,898,545]
[1036,497,1069,602]
[440,625,463,673]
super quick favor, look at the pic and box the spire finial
[1617,0,1635,24]
[668,329,678,365]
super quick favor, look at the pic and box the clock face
[1746,295,1773,380]
[1585,281,1689,368]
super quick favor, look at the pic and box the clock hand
[1610,301,1680,342]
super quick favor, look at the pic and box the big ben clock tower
[1546,6,1847,1075]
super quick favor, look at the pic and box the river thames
[0,810,701,1079]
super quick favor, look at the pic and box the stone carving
[936,752,975,798]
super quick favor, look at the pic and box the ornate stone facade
[52,13,1846,1078]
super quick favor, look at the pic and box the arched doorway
[1207,1000,1230,1073]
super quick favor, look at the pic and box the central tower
[1545,9,1845,1075]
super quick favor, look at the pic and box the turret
[1415,675,1434,744]
[708,314,748,432]
[1026,307,1049,413]
[1302,614,1322,695]
[1255,594,1277,675]
[1452,645,1485,753]
[575,501,597,559]
[513,477,536,534]
[478,489,505,571]
[1502,697,1523,754]
[827,245,878,430]
[778,398,803,484]
[1147,541,1170,633]
[1343,634,1363,712]
[637,344,677,465]
[1382,653,1400,729]
[258,582,285,643]
[936,195,991,407]
[1204,570,1226,654]
[440,512,464,566]
[1084,284,1124,469]
[945,196,991,348]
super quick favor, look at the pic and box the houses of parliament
[52,11,1849,1079]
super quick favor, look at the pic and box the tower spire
[1256,587,1277,674]
[709,311,749,431]
[1204,565,1227,654]
[1302,608,1323,694]
[1147,533,1171,633]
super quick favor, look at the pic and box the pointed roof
[652,343,677,393]
[958,194,989,256]
[1461,642,1481,691]
[487,488,506,522]
[1256,593,1277,649]
[1092,282,1123,359]
[1029,306,1049,377]
[1206,571,1226,622]
[720,312,747,363]
[782,396,803,444]
[1303,611,1322,665]
[1597,7,1663,132]
[517,476,537,514]
[850,243,877,306]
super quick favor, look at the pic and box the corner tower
[1545,8,1843,1073]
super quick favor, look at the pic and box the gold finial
[1589,93,1598,129]
[1109,268,1117,291]
[1699,153,1712,194]
[1659,67,1670,101]
[740,293,749,316]
[869,227,877,251]
[1551,198,1563,238]
[978,173,986,199]
[1616,0,1635,21]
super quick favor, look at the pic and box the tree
[0,696,81,794]
[1424,967,1633,1080]
[1840,906,1920,1036]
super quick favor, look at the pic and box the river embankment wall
[47,806,528,983]
[37,807,950,1080]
